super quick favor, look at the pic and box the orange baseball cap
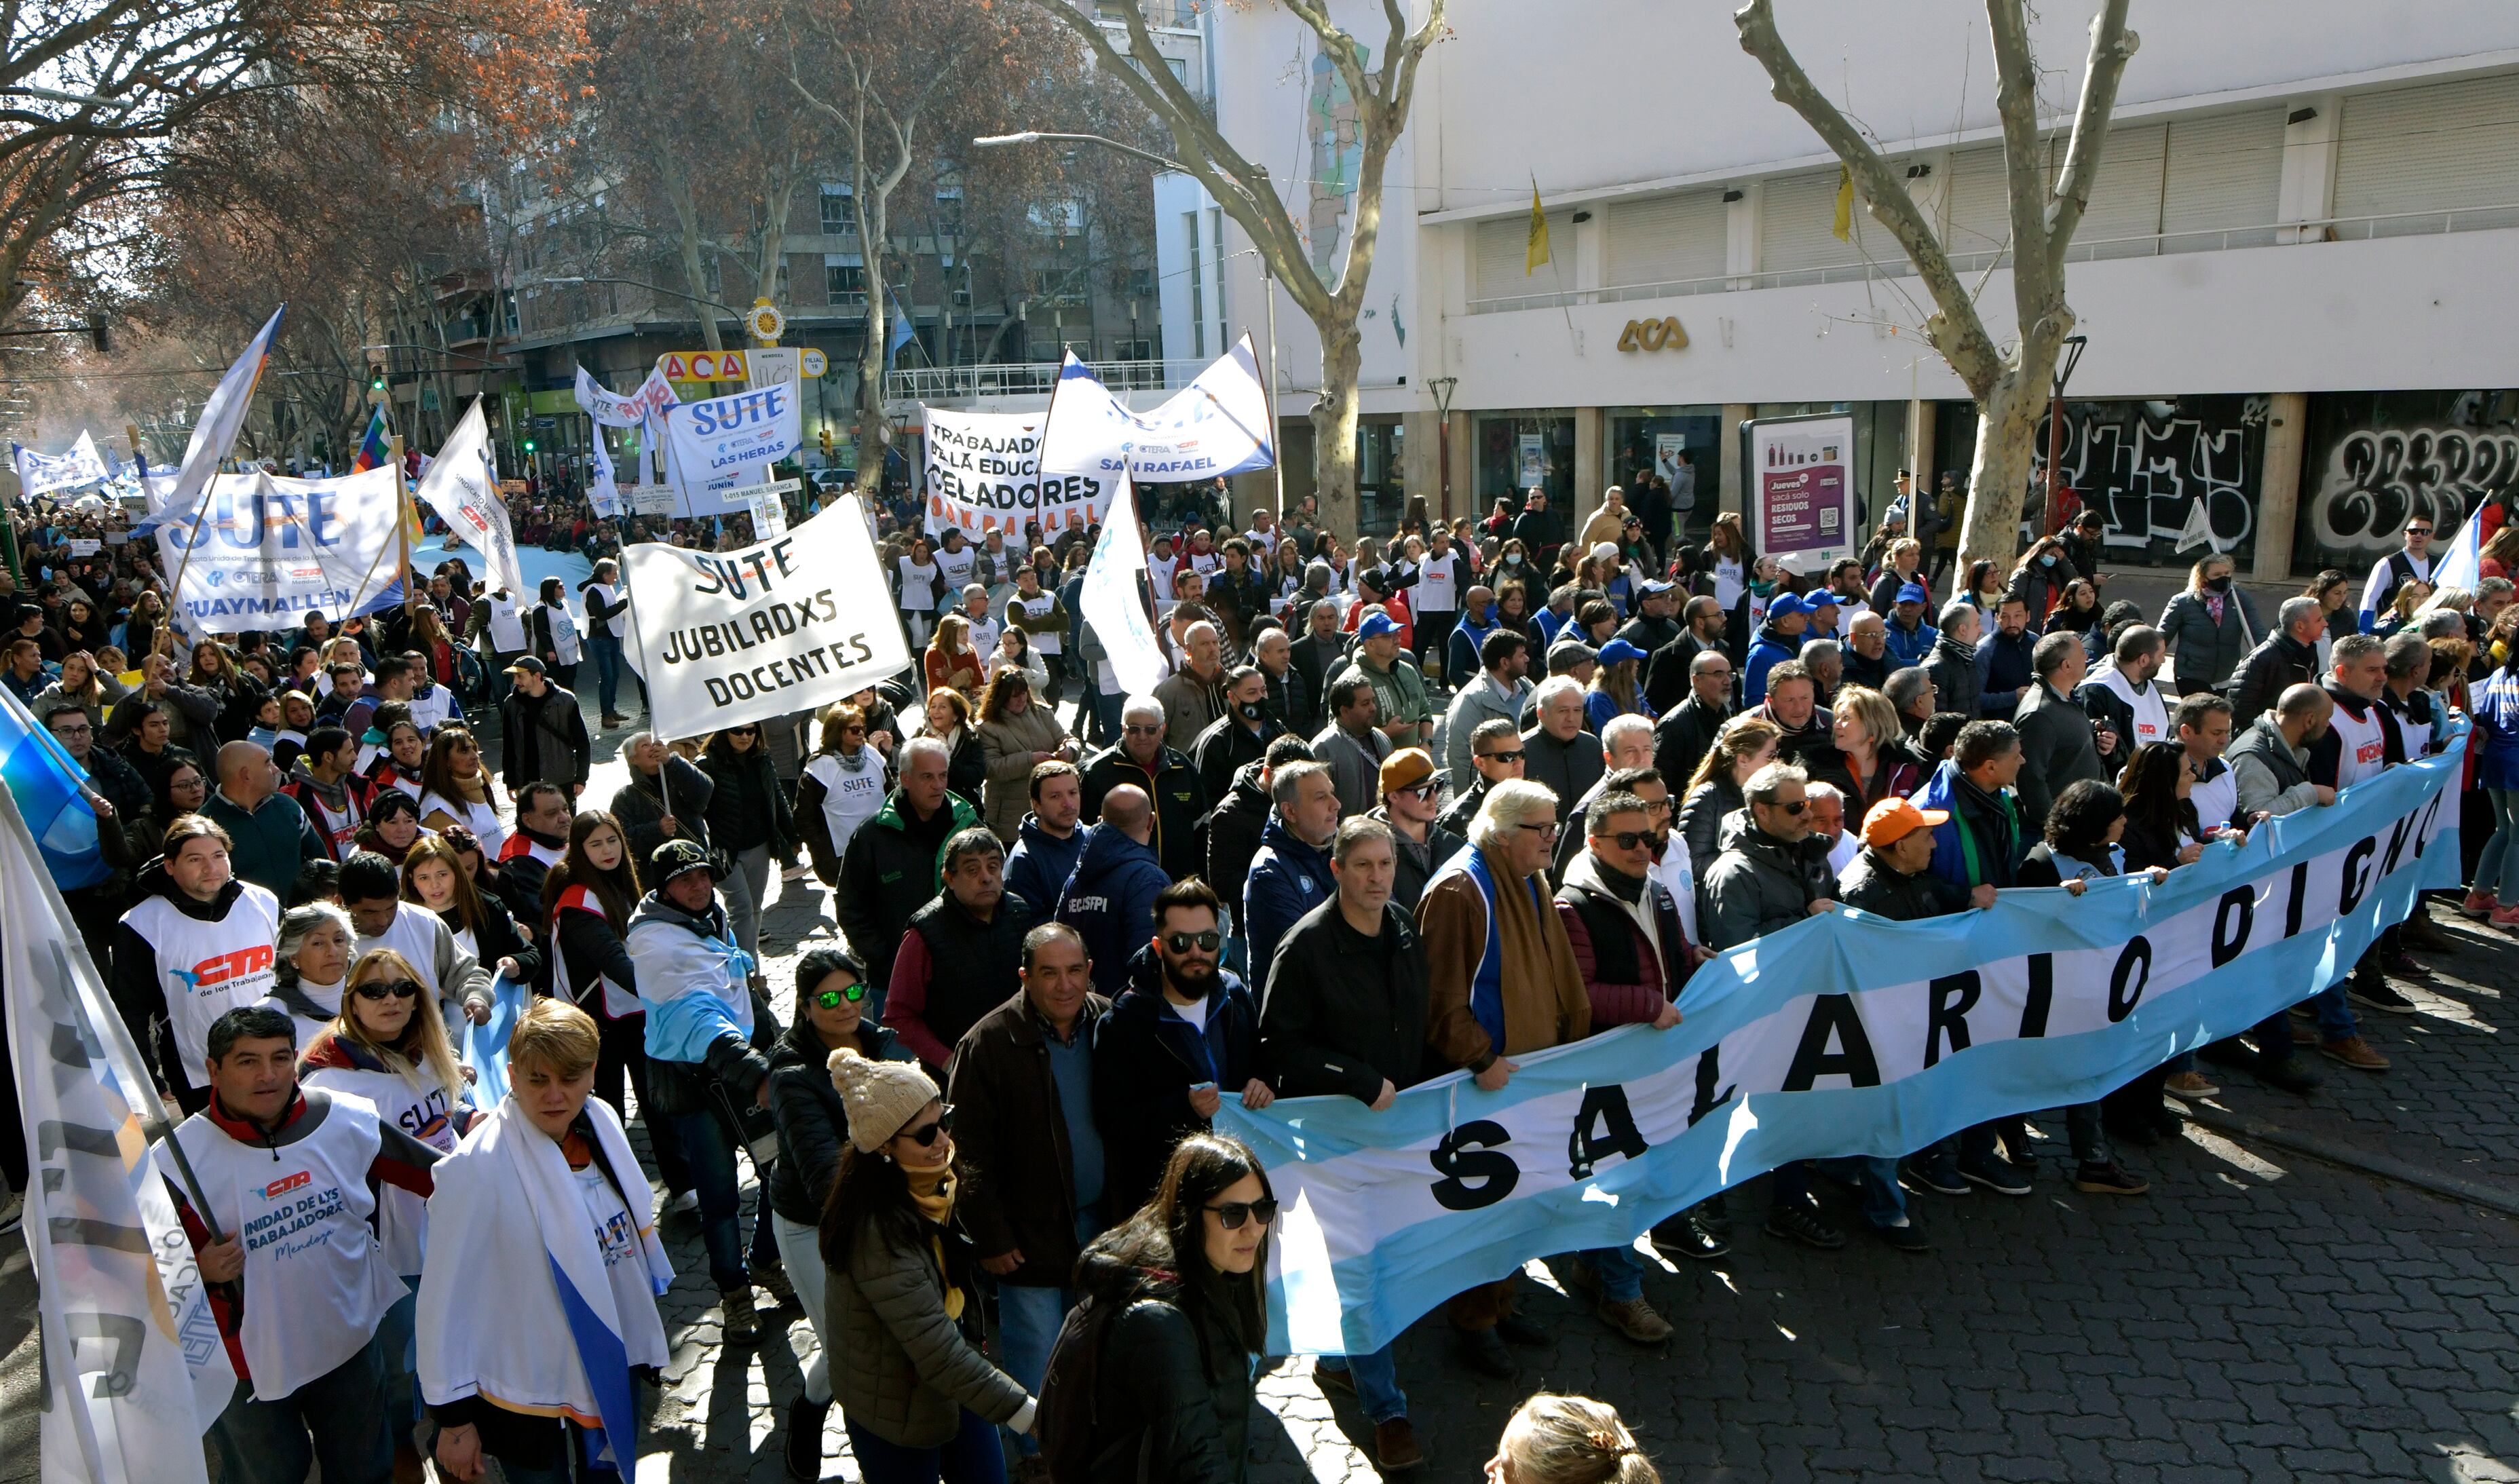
[1860,796,1949,848]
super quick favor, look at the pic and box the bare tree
[1735,0,2138,565]
[1031,0,1445,533]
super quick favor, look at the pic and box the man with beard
[2075,624,2170,774]
[1973,593,2039,718]
[1645,596,1732,715]
[1089,877,1272,1215]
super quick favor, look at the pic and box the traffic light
[820,425,834,459]
[522,436,537,454]
[371,370,387,392]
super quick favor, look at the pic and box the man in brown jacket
[943,922,1111,1451]
[1414,777,1593,1380]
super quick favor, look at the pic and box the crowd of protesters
[0,455,2508,1484]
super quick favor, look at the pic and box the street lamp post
[2046,333,2088,536]
[1427,376,1459,522]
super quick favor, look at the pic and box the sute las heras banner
[664,381,803,516]
[1219,736,2466,1357]
[622,493,907,738]
[155,465,404,630]
[922,408,1112,537]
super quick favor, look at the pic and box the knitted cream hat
[830,1047,941,1152]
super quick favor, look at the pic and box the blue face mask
[1481,603,1498,624]
[2039,554,2058,568]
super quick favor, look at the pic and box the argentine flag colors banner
[1220,737,2467,1358]
[1038,334,1274,484]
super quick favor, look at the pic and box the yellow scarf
[907,1168,964,1320]
[445,769,491,805]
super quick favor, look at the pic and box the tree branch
[2043,0,2138,276]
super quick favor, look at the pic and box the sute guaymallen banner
[921,408,1114,539]
[154,465,405,632]
[620,493,909,739]
[663,379,801,517]
[1220,736,2467,1357]
[1037,335,1275,486]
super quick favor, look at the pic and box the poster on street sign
[1744,413,1854,575]
[747,347,799,391]
[664,381,803,517]
[1077,472,1167,698]
[1,782,228,1484]
[628,487,678,516]
[12,432,111,499]
[620,493,908,738]
[1038,335,1274,484]
[155,465,405,630]
[1221,738,2466,1356]
[922,408,1115,538]
[414,400,525,597]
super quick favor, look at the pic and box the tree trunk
[1308,311,1362,529]
[662,163,723,354]
[1958,370,2043,567]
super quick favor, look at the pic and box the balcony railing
[886,356,1230,404]
[1465,203,2519,316]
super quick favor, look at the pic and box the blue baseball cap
[1356,612,1402,641]
[1766,593,1806,620]
[1896,582,1931,606]
[1804,589,1840,609]
[1595,639,1649,667]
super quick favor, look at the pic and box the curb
[2180,1105,2519,1218]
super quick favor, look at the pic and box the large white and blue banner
[1221,739,2467,1357]
[920,408,1115,539]
[1038,335,1274,485]
[12,432,111,499]
[153,465,404,632]
[663,381,801,516]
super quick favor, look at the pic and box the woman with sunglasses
[766,948,915,1481]
[821,1048,1035,1484]
[1038,1134,1274,1484]
[303,947,480,1428]
[700,721,798,965]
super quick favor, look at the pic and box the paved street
[532,704,2519,1484]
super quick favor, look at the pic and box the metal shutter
[1605,189,1728,289]
[2073,122,2165,256]
[1474,212,1576,303]
[2335,72,2519,225]
[1942,144,2014,261]
[2159,108,2284,247]
[1760,168,1870,274]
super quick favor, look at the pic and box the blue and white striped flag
[0,685,108,890]
[2430,501,2486,595]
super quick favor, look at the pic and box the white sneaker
[668,1190,700,1215]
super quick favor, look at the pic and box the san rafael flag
[1,781,230,1484]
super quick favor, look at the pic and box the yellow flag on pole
[1526,179,1551,274]
[1832,165,1855,242]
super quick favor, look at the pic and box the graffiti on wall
[2029,398,2267,561]
[2305,424,2519,559]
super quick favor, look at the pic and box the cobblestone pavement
[550,710,2519,1484]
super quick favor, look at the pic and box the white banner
[155,465,404,632]
[1038,335,1274,484]
[12,432,111,499]
[0,782,227,1483]
[921,408,1114,539]
[589,432,622,518]
[621,494,909,738]
[574,365,645,428]
[664,381,803,516]
[413,400,525,598]
[1077,473,1167,698]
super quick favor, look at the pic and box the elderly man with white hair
[1153,618,1228,753]
[610,731,716,887]
[1521,674,1603,823]
[1080,693,1210,879]
[833,733,981,1013]
[1416,778,1591,1379]
[1559,712,1656,831]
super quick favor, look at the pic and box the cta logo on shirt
[2356,740,2385,765]
[263,1169,311,1200]
[169,945,276,997]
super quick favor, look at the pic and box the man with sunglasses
[2359,516,2436,631]
[946,922,1110,1446]
[1371,748,1464,911]
[1078,695,1209,882]
[1091,878,1271,1215]
[1438,717,1526,837]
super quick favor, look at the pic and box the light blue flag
[0,685,107,890]
[462,970,529,1105]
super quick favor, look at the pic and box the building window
[820,185,856,235]
[934,185,964,236]
[1115,338,1156,361]
[1183,211,1205,357]
[826,260,866,303]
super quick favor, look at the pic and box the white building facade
[1178,0,2519,577]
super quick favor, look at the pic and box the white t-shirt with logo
[124,883,283,1088]
[806,752,888,862]
[935,545,979,593]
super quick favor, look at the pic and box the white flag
[663,380,803,516]
[147,306,283,537]
[589,432,622,518]
[574,365,643,428]
[1038,335,1274,484]
[12,432,112,499]
[414,400,525,596]
[2431,502,2486,594]
[620,495,909,739]
[1078,473,1168,698]
[0,784,229,1484]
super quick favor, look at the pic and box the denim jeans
[376,1276,419,1432]
[719,842,773,960]
[2480,788,2519,898]
[1817,1155,1909,1228]
[845,1405,1008,1484]
[668,1109,776,1290]
[1580,1243,1645,1302]
[774,1213,833,1403]
[210,1332,394,1484]
[995,1282,1072,1456]
[587,626,625,715]
[1318,1342,1408,1424]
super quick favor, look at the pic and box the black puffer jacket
[765,1019,915,1225]
[700,744,797,856]
[1202,762,1274,919]
[1057,1244,1255,1484]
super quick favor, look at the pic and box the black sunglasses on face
[812,984,869,1009]
[899,1106,956,1147]
[1481,749,1526,765]
[355,978,422,1001]
[1591,829,1654,850]
[1205,1197,1279,1230]
[1163,930,1223,955]
[1772,799,1808,815]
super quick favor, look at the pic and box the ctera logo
[263,1170,311,1200]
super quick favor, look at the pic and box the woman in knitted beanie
[818,1047,1034,1484]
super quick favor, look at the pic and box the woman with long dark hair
[1038,1134,1273,1484]
[2116,740,2206,875]
[819,1050,1033,1484]
[700,721,797,964]
[419,725,506,852]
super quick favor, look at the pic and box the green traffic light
[523,438,536,453]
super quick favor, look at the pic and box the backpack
[1034,1286,1129,1484]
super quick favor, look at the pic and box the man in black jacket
[499,657,590,796]
[1643,596,1729,715]
[834,736,981,1011]
[1208,736,1312,966]
[1091,878,1270,1215]
[1977,594,2039,717]
[1652,649,1734,788]
[2012,633,2110,835]
[1368,748,1465,910]
[1251,624,1309,739]
[1079,696,1209,881]
[1437,718,1525,837]
[2228,595,2326,729]
[883,828,1040,1074]
[1840,613,1893,691]
[1521,676,1602,823]
[1285,597,1348,736]
[1925,602,1985,723]
[1258,816,1426,1470]
[1192,664,1283,803]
